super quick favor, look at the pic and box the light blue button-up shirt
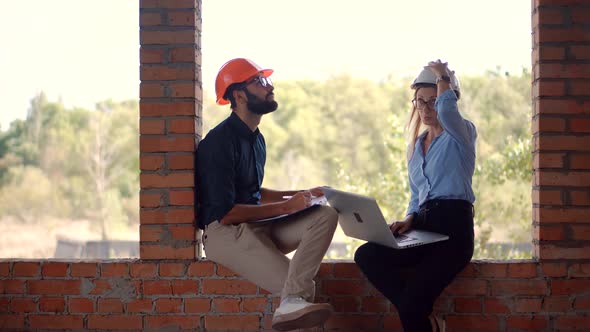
[406,89,477,215]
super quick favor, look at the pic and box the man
[196,58,338,331]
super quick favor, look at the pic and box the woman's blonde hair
[405,86,433,161]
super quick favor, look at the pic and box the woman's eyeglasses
[412,98,436,110]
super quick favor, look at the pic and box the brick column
[138,0,202,259]
[532,0,590,261]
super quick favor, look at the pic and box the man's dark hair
[223,82,246,109]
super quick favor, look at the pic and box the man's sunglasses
[245,76,273,88]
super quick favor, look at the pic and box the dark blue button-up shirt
[196,112,266,229]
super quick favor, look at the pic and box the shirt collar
[228,111,260,140]
[416,130,428,143]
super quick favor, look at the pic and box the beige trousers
[202,205,338,301]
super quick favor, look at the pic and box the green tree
[71,102,138,239]
[0,95,139,241]
[0,166,70,222]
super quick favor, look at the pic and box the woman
[354,60,477,332]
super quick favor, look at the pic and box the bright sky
[0,0,531,130]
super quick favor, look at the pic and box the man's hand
[284,191,313,214]
[308,186,327,198]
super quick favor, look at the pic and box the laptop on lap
[323,188,448,249]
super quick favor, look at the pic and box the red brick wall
[138,0,201,260]
[532,0,590,264]
[2,259,587,331]
[1,0,590,331]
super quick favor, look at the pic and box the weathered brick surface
[532,0,590,259]
[138,0,202,261]
[0,260,589,331]
[1,1,589,331]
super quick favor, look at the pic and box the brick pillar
[532,0,590,261]
[138,0,202,259]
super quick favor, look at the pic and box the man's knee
[320,205,338,221]
[316,205,338,230]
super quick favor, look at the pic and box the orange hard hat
[215,58,274,105]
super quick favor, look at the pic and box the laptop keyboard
[394,234,412,243]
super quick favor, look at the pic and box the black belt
[419,199,473,211]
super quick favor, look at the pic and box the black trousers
[354,199,474,332]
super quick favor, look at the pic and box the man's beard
[245,89,278,115]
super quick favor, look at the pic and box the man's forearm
[220,201,291,225]
[260,187,300,204]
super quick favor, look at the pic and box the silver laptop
[323,188,449,249]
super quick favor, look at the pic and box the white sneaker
[271,296,333,331]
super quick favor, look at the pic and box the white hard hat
[411,68,461,97]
